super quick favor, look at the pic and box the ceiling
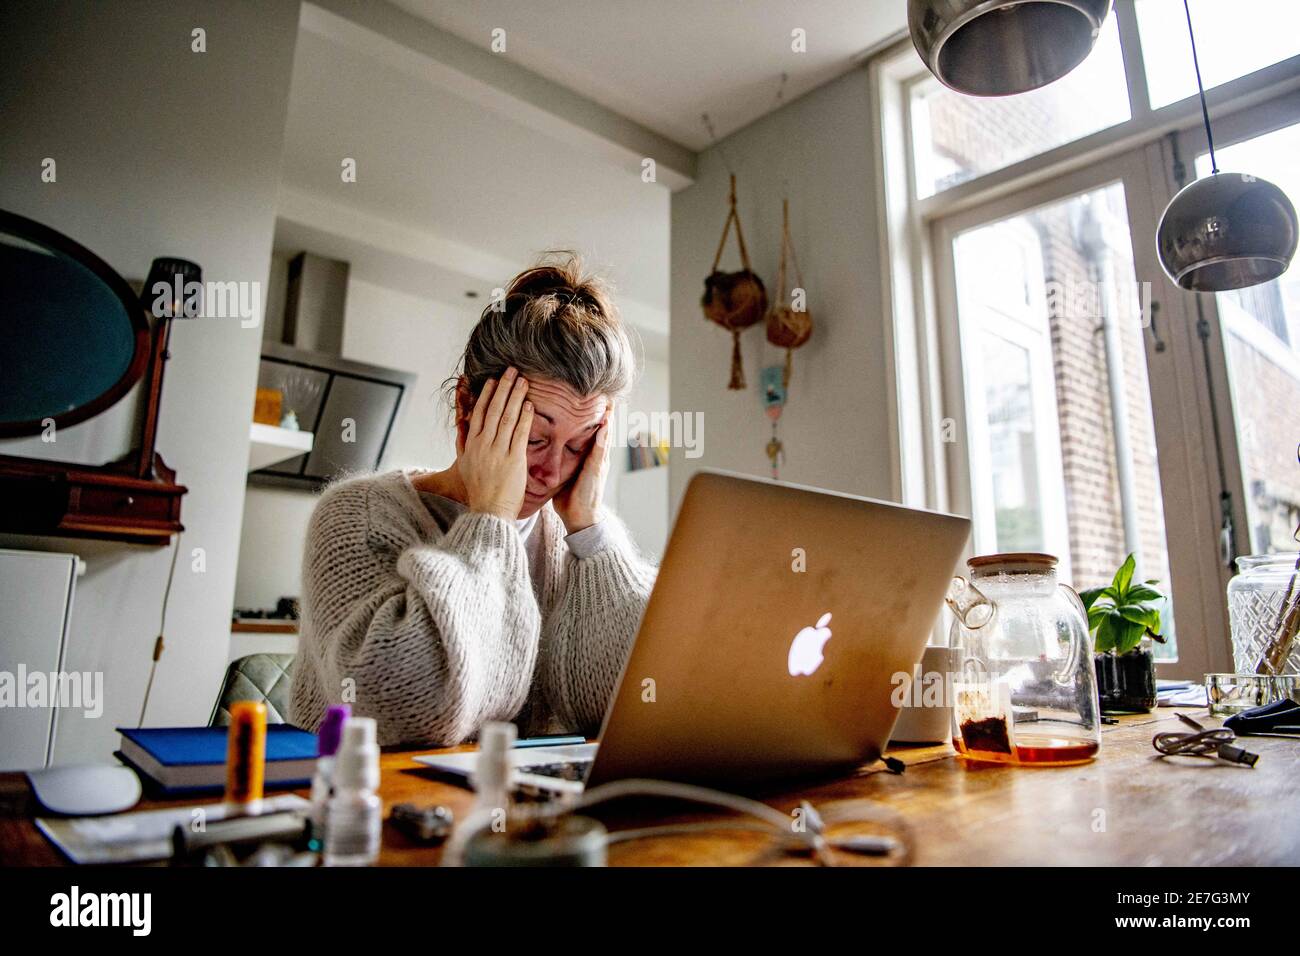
[278,24,671,353]
[277,1,905,357]
[389,0,907,150]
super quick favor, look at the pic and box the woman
[290,252,658,747]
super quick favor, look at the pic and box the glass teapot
[945,553,1101,766]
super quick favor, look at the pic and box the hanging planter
[766,196,813,389]
[701,173,767,390]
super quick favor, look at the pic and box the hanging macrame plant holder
[766,196,813,389]
[702,173,767,389]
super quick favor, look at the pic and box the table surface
[2,707,1296,866]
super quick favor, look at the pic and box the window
[983,336,1047,552]
[909,16,1129,198]
[1135,0,1300,109]
[947,183,1177,656]
[1197,121,1300,555]
[956,219,1070,564]
[874,5,1300,675]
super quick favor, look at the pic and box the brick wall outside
[1226,331,1300,552]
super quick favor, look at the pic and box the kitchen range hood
[250,252,417,490]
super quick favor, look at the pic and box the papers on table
[1156,679,1209,708]
[36,794,311,864]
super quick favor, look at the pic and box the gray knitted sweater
[289,467,658,747]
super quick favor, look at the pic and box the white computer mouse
[26,764,142,816]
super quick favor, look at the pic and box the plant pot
[1095,642,1157,714]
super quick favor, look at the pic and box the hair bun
[506,250,609,316]
[506,252,595,300]
[440,250,634,425]
[508,267,574,299]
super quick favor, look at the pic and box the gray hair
[439,250,640,426]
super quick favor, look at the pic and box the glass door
[934,154,1222,674]
[951,214,1071,578]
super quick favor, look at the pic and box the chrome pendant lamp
[1156,0,1297,292]
[908,0,1113,96]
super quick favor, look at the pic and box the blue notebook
[115,725,319,795]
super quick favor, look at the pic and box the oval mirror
[0,209,149,438]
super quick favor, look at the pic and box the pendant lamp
[1156,1,1297,292]
[908,0,1113,96]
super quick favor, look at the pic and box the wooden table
[2,708,1296,866]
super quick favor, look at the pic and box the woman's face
[520,376,609,516]
[462,374,609,518]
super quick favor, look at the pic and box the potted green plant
[1081,554,1166,714]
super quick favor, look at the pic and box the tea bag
[955,676,1018,755]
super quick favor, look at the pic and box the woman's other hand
[550,407,612,534]
[457,367,534,520]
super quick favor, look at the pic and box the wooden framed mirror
[0,209,186,545]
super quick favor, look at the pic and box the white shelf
[248,422,314,472]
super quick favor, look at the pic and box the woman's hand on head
[550,407,612,535]
[457,367,533,521]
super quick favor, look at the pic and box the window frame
[870,0,1300,674]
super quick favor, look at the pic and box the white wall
[235,271,480,610]
[612,357,671,562]
[229,0,677,618]
[669,67,894,517]
[341,278,482,473]
[0,0,302,763]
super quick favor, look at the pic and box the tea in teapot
[946,553,1101,766]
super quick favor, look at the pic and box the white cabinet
[0,549,82,771]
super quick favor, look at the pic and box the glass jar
[1227,553,1300,675]
[946,553,1101,766]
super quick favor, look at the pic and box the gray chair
[209,653,296,727]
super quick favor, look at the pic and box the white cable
[603,821,780,844]
[441,777,914,866]
[574,778,798,834]
[577,783,911,865]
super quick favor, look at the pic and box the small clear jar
[1227,553,1300,675]
[947,553,1101,766]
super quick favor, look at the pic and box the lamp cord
[1182,0,1218,174]
[138,529,182,727]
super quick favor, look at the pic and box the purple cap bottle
[317,704,351,758]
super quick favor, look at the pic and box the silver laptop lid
[585,468,970,789]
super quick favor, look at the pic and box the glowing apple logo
[788,612,833,676]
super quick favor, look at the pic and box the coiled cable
[1153,713,1259,766]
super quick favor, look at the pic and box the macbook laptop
[415,468,970,796]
